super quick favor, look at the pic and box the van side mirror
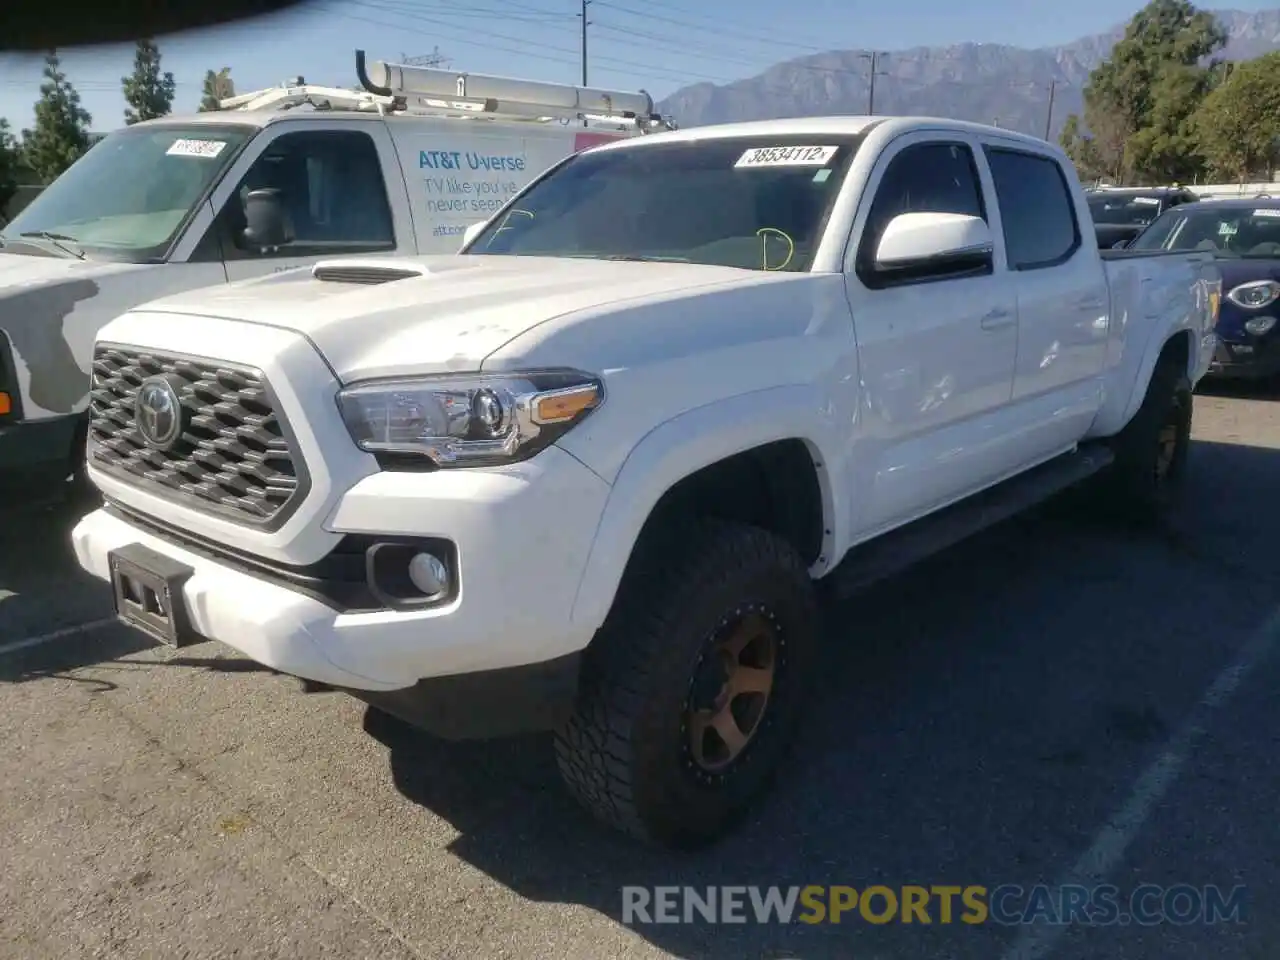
[1112,239,1130,249]
[460,220,487,250]
[873,212,993,275]
[242,188,291,251]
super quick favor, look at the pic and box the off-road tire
[1099,352,1193,522]
[555,519,820,849]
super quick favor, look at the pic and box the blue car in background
[1127,197,1280,380]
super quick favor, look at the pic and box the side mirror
[460,220,487,251]
[1112,238,1130,249]
[873,212,993,275]
[241,187,291,250]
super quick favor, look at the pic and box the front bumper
[1206,338,1280,379]
[72,444,610,713]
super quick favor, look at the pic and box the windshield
[466,136,865,271]
[1,124,254,262]
[1087,193,1166,225]
[1129,205,1280,257]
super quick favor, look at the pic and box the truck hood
[135,254,771,381]
[0,250,144,290]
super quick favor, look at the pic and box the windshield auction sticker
[735,145,839,168]
[166,139,228,159]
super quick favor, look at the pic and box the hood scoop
[312,258,431,285]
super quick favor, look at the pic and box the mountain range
[654,8,1280,140]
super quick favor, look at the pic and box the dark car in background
[1128,197,1280,380]
[1087,186,1200,250]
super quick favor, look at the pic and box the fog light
[407,552,449,598]
[1245,316,1276,336]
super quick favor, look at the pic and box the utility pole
[860,51,889,115]
[579,0,591,86]
[401,47,449,68]
[1043,79,1057,141]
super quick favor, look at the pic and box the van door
[176,119,416,282]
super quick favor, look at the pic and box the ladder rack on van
[219,50,675,133]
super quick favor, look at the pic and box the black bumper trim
[340,651,584,740]
[102,498,384,613]
[1207,339,1280,379]
[0,411,85,496]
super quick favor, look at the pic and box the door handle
[1076,297,1105,311]
[980,307,1015,330]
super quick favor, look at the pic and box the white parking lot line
[0,617,119,657]
[1000,604,1280,960]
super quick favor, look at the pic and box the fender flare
[1117,324,1196,434]
[1090,315,1196,439]
[568,384,844,632]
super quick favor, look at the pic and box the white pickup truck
[0,52,660,499]
[70,116,1220,848]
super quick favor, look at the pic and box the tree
[22,50,92,184]
[1060,0,1226,184]
[0,120,20,220]
[198,68,235,112]
[122,38,175,125]
[1193,53,1280,181]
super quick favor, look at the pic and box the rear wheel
[555,519,820,848]
[1100,354,1193,521]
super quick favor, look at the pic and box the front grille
[88,344,307,528]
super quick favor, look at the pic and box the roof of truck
[585,115,1062,153]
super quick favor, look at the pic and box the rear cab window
[468,135,867,272]
[1086,190,1167,227]
[983,147,1081,270]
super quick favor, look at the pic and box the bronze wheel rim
[685,607,779,774]
[1155,396,1185,482]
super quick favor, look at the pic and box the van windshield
[1130,204,1280,257]
[466,136,865,272]
[1,124,253,263]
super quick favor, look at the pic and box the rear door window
[984,148,1081,270]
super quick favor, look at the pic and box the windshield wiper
[18,230,85,260]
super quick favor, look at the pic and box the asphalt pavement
[2,380,1279,960]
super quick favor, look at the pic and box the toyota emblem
[135,376,183,450]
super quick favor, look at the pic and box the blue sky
[0,0,1275,133]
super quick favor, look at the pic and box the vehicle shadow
[367,436,1280,959]
[1196,375,1277,401]
[0,495,144,682]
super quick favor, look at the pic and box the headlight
[336,369,603,467]
[1226,280,1280,309]
[1245,315,1277,336]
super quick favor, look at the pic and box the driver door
[174,119,414,282]
[842,134,1018,535]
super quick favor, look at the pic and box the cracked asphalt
[2,378,1279,960]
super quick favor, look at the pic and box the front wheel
[555,519,820,848]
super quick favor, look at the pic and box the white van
[0,50,668,498]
